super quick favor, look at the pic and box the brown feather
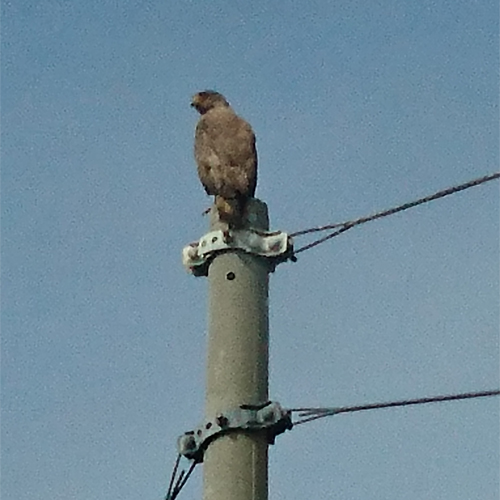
[192,91,257,228]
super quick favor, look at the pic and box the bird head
[191,91,230,114]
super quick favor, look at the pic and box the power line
[291,172,500,255]
[290,389,500,426]
[171,173,499,498]
[165,454,181,500]
[164,454,197,500]
[162,389,499,498]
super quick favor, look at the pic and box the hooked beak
[191,94,201,109]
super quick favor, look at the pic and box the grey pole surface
[203,199,270,500]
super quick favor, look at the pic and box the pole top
[209,198,269,232]
[182,199,294,276]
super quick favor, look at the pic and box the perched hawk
[191,90,257,230]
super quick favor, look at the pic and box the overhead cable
[290,389,500,426]
[164,454,197,500]
[292,172,500,255]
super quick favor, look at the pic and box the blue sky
[2,1,499,499]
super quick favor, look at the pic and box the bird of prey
[191,90,257,232]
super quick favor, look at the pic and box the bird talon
[222,229,233,244]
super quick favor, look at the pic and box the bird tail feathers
[214,195,247,228]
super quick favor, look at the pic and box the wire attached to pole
[290,389,500,426]
[162,389,499,498]
[291,172,500,255]
[165,454,181,500]
[164,454,197,500]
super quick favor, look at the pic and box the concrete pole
[203,199,270,500]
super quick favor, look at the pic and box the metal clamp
[177,401,293,463]
[182,229,294,276]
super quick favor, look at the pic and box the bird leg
[222,228,233,244]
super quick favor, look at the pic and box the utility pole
[179,198,291,500]
[203,199,270,500]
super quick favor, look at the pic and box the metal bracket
[182,229,294,276]
[177,401,293,463]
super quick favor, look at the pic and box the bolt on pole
[203,199,270,500]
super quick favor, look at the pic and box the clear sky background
[2,1,499,499]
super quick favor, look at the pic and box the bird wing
[194,109,257,199]
[194,119,221,195]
